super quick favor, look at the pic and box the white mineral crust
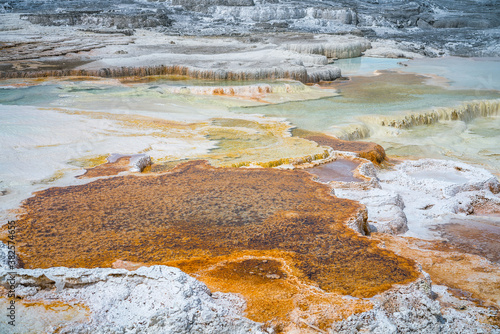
[0,266,267,334]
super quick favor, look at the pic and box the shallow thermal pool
[306,159,362,183]
[232,57,500,175]
[0,56,499,221]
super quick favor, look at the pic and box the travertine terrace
[1,0,500,332]
[5,160,419,328]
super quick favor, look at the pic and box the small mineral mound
[78,154,152,178]
[78,156,131,178]
[6,160,418,326]
[293,129,386,164]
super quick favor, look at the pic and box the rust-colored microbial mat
[7,161,418,327]
[377,233,500,307]
[433,219,500,263]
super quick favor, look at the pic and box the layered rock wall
[0,64,340,83]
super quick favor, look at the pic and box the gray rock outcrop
[21,10,172,29]
[4,0,500,57]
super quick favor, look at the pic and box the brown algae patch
[175,254,374,331]
[323,71,434,104]
[323,71,499,104]
[113,254,374,331]
[432,218,500,264]
[7,161,419,325]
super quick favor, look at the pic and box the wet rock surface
[432,218,500,264]
[306,159,362,183]
[294,130,386,164]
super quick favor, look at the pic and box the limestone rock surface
[331,275,499,334]
[0,266,266,334]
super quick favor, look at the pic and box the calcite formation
[1,2,499,332]
[331,274,499,333]
[21,10,172,29]
[4,0,500,57]
[370,99,500,129]
[0,15,362,83]
[0,266,266,333]
[334,159,500,235]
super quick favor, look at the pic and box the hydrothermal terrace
[1,0,500,333]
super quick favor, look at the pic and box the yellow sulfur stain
[0,297,90,333]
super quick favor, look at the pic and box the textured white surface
[0,104,216,222]
[335,159,500,237]
[107,153,152,172]
[331,274,498,333]
[0,266,266,334]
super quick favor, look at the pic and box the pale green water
[1,56,500,220]
[399,57,500,91]
[229,57,500,174]
[371,116,500,174]
[231,71,500,134]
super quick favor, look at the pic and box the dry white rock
[331,274,499,334]
[334,158,500,237]
[336,187,408,234]
[0,266,267,334]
